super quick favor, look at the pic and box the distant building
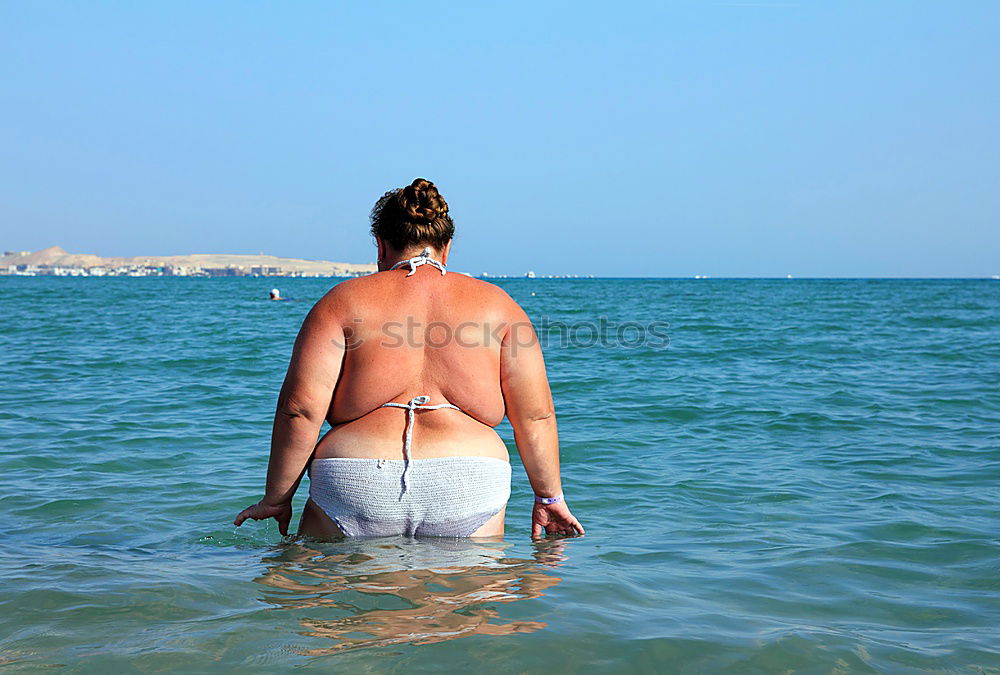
[202,267,243,277]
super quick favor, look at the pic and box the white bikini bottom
[308,456,512,537]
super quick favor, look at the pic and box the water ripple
[1,277,998,670]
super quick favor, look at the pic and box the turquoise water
[1,277,998,671]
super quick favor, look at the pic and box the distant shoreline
[0,245,375,278]
[2,274,997,281]
[3,247,997,280]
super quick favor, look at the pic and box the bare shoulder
[450,273,508,296]
[450,275,527,318]
[311,273,527,323]
[309,276,369,319]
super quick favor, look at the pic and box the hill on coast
[2,246,376,276]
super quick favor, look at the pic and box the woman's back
[311,259,518,465]
[327,264,513,427]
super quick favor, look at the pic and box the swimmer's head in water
[370,178,454,253]
[270,288,280,299]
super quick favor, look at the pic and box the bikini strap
[389,247,447,276]
[380,395,459,497]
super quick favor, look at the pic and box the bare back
[312,266,518,462]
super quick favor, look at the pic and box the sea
[1,276,998,672]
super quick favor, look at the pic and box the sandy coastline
[1,245,376,277]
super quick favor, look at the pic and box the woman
[235,178,583,539]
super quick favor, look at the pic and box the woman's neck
[379,246,445,272]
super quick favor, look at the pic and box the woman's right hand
[532,500,584,538]
[234,498,293,536]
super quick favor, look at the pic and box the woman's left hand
[532,500,585,538]
[234,498,293,536]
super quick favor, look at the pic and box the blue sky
[1,1,997,277]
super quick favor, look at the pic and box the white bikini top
[389,246,447,276]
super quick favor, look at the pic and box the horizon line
[2,275,997,281]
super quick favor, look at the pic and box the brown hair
[370,178,455,251]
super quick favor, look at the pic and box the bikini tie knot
[380,395,460,498]
[389,247,447,276]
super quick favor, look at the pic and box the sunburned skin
[235,238,584,540]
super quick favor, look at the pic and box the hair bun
[370,177,455,252]
[400,178,449,223]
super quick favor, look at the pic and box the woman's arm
[500,305,584,538]
[235,300,345,535]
